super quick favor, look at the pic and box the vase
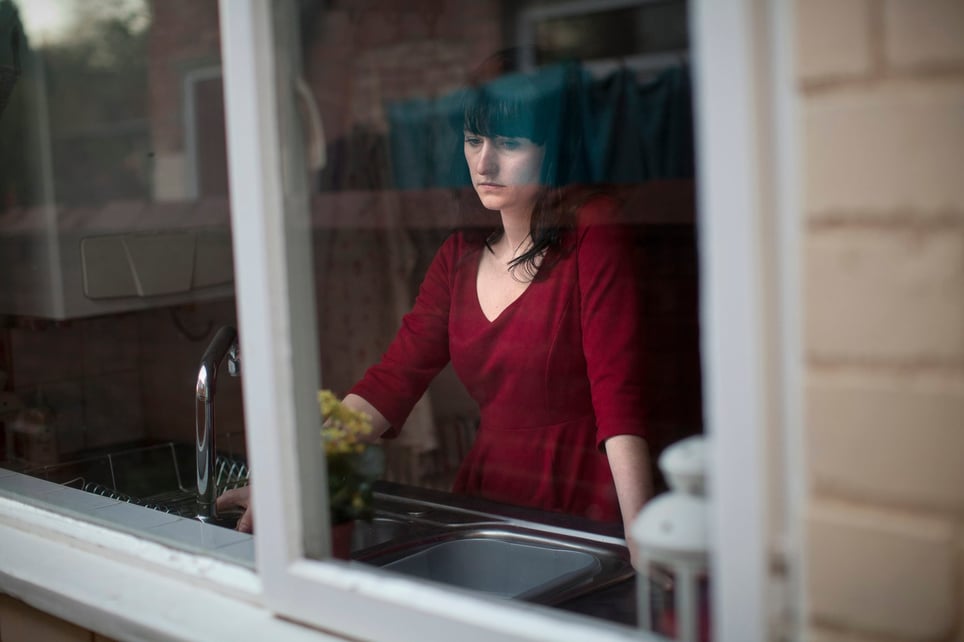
[331,520,354,560]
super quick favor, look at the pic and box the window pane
[285,0,702,630]
[1,0,252,562]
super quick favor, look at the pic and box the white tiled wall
[5,315,144,461]
[1,299,241,466]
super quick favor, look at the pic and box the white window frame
[0,1,803,641]
[692,1,806,641]
[183,65,224,200]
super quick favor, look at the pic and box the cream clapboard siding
[797,0,964,640]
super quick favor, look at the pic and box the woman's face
[464,131,546,215]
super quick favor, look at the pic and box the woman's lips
[476,182,505,190]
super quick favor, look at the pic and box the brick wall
[797,1,964,640]
[147,0,222,201]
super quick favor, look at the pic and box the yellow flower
[318,390,374,456]
[318,390,383,523]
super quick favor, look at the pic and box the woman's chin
[476,193,508,211]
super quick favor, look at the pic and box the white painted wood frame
[692,1,804,641]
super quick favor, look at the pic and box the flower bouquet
[319,390,384,528]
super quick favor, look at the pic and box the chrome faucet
[195,325,239,523]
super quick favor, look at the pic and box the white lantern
[631,435,710,642]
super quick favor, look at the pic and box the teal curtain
[386,89,469,190]
[385,63,693,190]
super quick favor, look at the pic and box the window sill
[0,469,342,641]
[0,467,254,566]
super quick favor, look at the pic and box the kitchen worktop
[0,465,255,563]
[1,466,637,626]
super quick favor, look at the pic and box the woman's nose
[476,142,497,176]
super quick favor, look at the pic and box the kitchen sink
[358,526,631,606]
[353,484,635,608]
[357,526,621,604]
[383,537,599,599]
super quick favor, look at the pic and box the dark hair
[459,60,589,280]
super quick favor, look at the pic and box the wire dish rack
[24,441,250,518]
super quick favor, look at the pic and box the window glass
[286,0,703,629]
[0,0,707,629]
[0,0,250,560]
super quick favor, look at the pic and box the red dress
[350,197,646,523]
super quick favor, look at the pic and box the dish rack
[24,441,250,518]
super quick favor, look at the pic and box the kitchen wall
[797,0,964,639]
[2,313,145,461]
[0,298,243,466]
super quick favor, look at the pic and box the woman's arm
[218,238,462,533]
[341,393,391,440]
[605,433,653,567]
[572,199,653,564]
[345,235,457,437]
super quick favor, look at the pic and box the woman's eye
[464,136,482,146]
[498,139,522,150]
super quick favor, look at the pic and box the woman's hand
[216,485,254,533]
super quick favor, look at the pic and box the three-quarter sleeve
[575,199,648,447]
[348,235,457,436]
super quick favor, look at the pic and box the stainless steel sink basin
[356,525,631,606]
[351,485,635,608]
[383,537,599,600]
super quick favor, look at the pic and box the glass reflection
[1,0,244,548]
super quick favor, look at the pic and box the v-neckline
[475,250,535,324]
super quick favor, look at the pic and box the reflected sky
[14,0,147,44]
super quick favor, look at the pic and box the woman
[220,63,652,547]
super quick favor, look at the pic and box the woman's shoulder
[432,228,486,268]
[576,196,620,228]
[563,187,637,262]
[560,187,628,243]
